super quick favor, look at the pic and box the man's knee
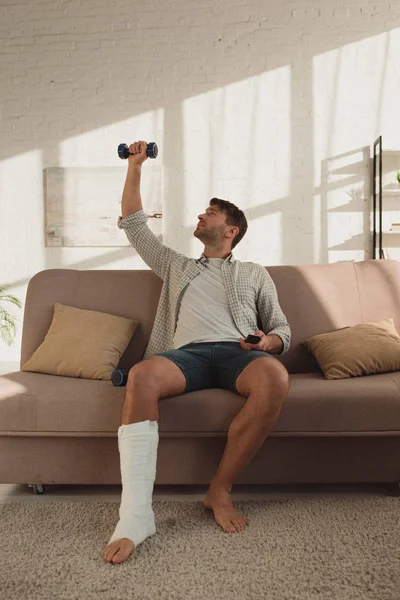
[126,356,187,399]
[121,362,160,424]
[126,361,158,392]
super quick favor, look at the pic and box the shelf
[372,136,400,258]
[380,232,400,248]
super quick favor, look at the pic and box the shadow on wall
[319,147,372,261]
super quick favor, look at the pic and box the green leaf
[0,285,23,347]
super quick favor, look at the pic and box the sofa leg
[28,484,45,495]
[383,482,400,497]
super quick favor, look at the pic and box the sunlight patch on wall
[182,67,291,262]
[0,150,45,281]
[311,32,400,262]
[313,31,396,162]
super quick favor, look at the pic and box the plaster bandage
[108,420,159,548]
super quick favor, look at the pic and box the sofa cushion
[304,318,400,380]
[1,370,399,435]
[21,303,139,381]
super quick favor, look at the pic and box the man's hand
[239,331,284,354]
[239,330,271,352]
[128,141,148,166]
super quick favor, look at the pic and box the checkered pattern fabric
[118,210,291,360]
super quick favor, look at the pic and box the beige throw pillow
[304,318,400,380]
[21,303,139,380]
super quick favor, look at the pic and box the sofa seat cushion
[0,371,125,434]
[0,370,399,436]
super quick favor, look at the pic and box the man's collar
[198,251,234,264]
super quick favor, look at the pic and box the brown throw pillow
[21,303,139,380]
[304,318,400,380]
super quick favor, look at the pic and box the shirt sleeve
[256,267,291,355]
[118,210,187,280]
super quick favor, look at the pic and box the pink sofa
[1,259,399,494]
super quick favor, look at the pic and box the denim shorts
[152,341,275,395]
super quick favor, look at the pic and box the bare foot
[203,484,248,533]
[103,538,135,564]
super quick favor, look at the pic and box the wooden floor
[0,482,391,504]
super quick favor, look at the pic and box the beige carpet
[1,496,399,600]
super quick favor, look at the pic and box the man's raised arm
[121,141,147,217]
[118,141,186,280]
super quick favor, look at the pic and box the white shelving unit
[373,137,400,259]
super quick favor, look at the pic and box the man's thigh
[151,344,215,394]
[212,342,275,395]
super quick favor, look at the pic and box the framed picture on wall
[44,166,163,247]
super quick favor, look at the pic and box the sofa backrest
[20,269,163,374]
[20,259,400,375]
[267,259,400,373]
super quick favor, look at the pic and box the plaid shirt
[118,210,291,360]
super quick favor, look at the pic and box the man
[103,141,291,564]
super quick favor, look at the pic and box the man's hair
[209,198,248,250]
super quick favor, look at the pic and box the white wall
[1,0,400,366]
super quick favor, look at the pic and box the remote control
[244,334,262,344]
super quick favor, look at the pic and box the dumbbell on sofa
[111,368,129,387]
[118,142,158,159]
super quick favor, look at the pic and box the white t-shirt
[173,257,243,348]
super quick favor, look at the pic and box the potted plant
[397,172,400,188]
[0,285,23,346]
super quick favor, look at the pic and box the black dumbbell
[118,142,158,160]
[111,368,129,387]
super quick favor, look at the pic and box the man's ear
[232,228,239,242]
